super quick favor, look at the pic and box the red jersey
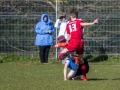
[66,19,84,40]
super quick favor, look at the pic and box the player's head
[59,12,66,20]
[70,9,78,19]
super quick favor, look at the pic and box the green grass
[0,61,120,90]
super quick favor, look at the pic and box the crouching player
[61,53,89,81]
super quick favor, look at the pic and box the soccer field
[0,62,120,90]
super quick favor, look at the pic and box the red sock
[74,56,80,64]
[58,53,65,60]
[81,63,87,81]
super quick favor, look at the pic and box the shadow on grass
[88,78,108,81]
[69,78,120,81]
[112,78,120,80]
[88,78,120,81]
[71,78,120,81]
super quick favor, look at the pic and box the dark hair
[59,12,66,19]
[70,9,78,18]
[59,16,66,19]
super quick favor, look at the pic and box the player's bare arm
[67,34,70,42]
[64,62,69,81]
[80,18,99,26]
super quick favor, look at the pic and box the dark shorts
[75,58,89,76]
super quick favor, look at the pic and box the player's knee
[67,75,72,79]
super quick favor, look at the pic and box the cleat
[82,76,87,81]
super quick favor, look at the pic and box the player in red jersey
[58,9,98,81]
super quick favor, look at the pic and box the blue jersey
[67,58,78,70]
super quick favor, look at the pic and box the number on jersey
[69,24,76,33]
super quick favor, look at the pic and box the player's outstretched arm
[80,18,99,26]
[54,42,67,48]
